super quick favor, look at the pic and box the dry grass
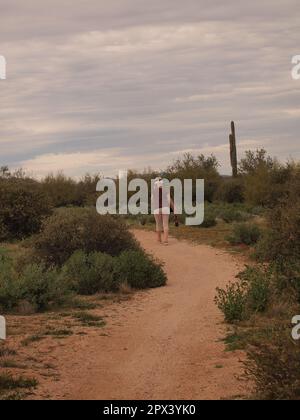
[0,292,126,399]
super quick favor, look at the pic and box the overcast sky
[1,0,300,178]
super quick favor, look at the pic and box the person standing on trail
[152,177,178,245]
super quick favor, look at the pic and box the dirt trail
[34,231,246,400]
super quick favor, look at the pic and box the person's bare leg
[163,215,170,245]
[155,214,162,243]
[157,231,162,243]
[163,230,169,245]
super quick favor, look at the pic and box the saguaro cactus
[229,121,238,177]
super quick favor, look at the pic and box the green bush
[41,173,83,207]
[255,186,300,265]
[244,327,300,400]
[274,261,300,303]
[200,213,217,228]
[219,208,250,224]
[63,249,167,294]
[0,250,70,312]
[166,153,222,202]
[0,180,51,240]
[63,251,119,295]
[215,178,245,203]
[227,223,262,246]
[116,250,167,289]
[215,281,248,323]
[215,265,271,323]
[198,206,217,228]
[0,222,9,242]
[19,263,71,312]
[0,251,21,311]
[238,266,270,314]
[32,208,139,266]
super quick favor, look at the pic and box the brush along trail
[31,230,246,400]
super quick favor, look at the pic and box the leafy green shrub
[0,251,21,311]
[219,208,250,224]
[238,266,270,313]
[215,178,245,203]
[166,153,221,202]
[215,281,248,323]
[244,327,300,400]
[32,208,139,266]
[63,251,119,295]
[255,187,300,265]
[116,250,167,289]
[200,213,217,228]
[251,206,266,216]
[64,249,167,294]
[198,206,217,228]
[0,180,51,240]
[41,173,83,207]
[274,261,300,303]
[227,223,261,246]
[215,265,271,323]
[0,249,71,312]
[0,222,9,242]
[240,150,298,208]
[19,263,71,312]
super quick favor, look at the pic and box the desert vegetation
[215,158,300,400]
[0,148,299,399]
[0,167,168,398]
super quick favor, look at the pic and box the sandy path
[34,231,246,400]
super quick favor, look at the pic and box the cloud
[0,0,300,177]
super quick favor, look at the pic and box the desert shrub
[218,208,250,224]
[244,327,300,400]
[250,206,265,216]
[32,208,139,266]
[227,223,262,246]
[239,149,280,206]
[215,281,248,323]
[0,251,21,311]
[197,205,217,228]
[166,153,221,202]
[206,202,254,223]
[0,250,69,312]
[215,265,271,323]
[243,169,273,206]
[215,178,245,203]
[19,263,71,312]
[274,261,300,303]
[41,173,83,207]
[200,213,217,228]
[0,180,51,240]
[240,150,298,207]
[116,250,167,289]
[63,251,119,295]
[239,149,275,176]
[0,222,9,242]
[77,173,102,206]
[255,169,300,264]
[237,266,270,313]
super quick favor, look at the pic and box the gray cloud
[0,0,300,177]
